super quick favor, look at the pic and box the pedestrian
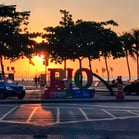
[34,76,37,86]
[117,76,123,84]
[111,79,116,87]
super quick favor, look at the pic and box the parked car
[123,79,139,95]
[0,78,26,99]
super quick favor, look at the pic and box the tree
[42,10,123,85]
[59,10,74,27]
[72,21,101,70]
[43,11,102,73]
[59,10,74,72]
[72,20,122,83]
[0,4,36,77]
[96,27,123,83]
[42,10,75,75]
[131,29,139,79]
[120,32,135,80]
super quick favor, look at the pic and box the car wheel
[0,92,6,99]
[124,86,132,95]
[125,90,131,95]
[18,92,25,99]
[18,94,25,99]
[124,89,131,95]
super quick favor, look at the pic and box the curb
[0,98,139,104]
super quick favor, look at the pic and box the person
[37,76,41,85]
[111,79,116,87]
[117,76,123,84]
[34,76,38,86]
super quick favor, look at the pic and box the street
[24,89,42,100]
[0,102,139,139]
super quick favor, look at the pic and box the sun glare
[34,37,45,43]
[35,55,44,62]
[40,54,44,59]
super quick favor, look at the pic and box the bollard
[116,83,125,100]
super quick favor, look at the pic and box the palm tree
[120,32,135,80]
[104,55,110,83]
[99,29,122,83]
[132,29,139,79]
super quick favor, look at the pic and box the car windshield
[0,78,14,84]
[0,79,5,83]
[6,79,14,84]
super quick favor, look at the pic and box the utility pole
[43,58,49,85]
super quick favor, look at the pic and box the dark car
[123,79,139,95]
[0,78,26,99]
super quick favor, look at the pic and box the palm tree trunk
[104,56,110,83]
[78,58,82,69]
[0,55,5,77]
[137,53,139,79]
[78,58,82,84]
[125,51,131,80]
[88,57,93,73]
[64,58,66,78]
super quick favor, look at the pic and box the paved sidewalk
[1,84,139,104]
[0,95,139,104]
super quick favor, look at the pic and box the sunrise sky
[1,0,139,80]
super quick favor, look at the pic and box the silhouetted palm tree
[132,29,139,79]
[120,32,135,80]
[99,29,122,83]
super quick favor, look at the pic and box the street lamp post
[39,52,49,86]
[43,58,49,86]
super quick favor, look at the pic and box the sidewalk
[0,82,139,104]
[0,95,139,104]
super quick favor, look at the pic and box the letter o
[74,68,93,89]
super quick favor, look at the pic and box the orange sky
[1,0,139,80]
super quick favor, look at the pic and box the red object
[116,83,125,100]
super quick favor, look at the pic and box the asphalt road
[24,90,42,100]
[0,102,139,139]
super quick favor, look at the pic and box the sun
[33,55,44,63]
[34,37,45,43]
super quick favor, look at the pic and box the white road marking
[26,107,38,123]
[102,109,116,119]
[58,118,115,125]
[0,104,17,107]
[0,106,18,120]
[20,104,139,110]
[56,114,139,125]
[56,107,60,123]
[1,104,139,126]
[93,104,139,109]
[0,119,33,124]
[126,110,139,116]
[117,115,139,119]
[56,103,139,110]
[79,108,89,121]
